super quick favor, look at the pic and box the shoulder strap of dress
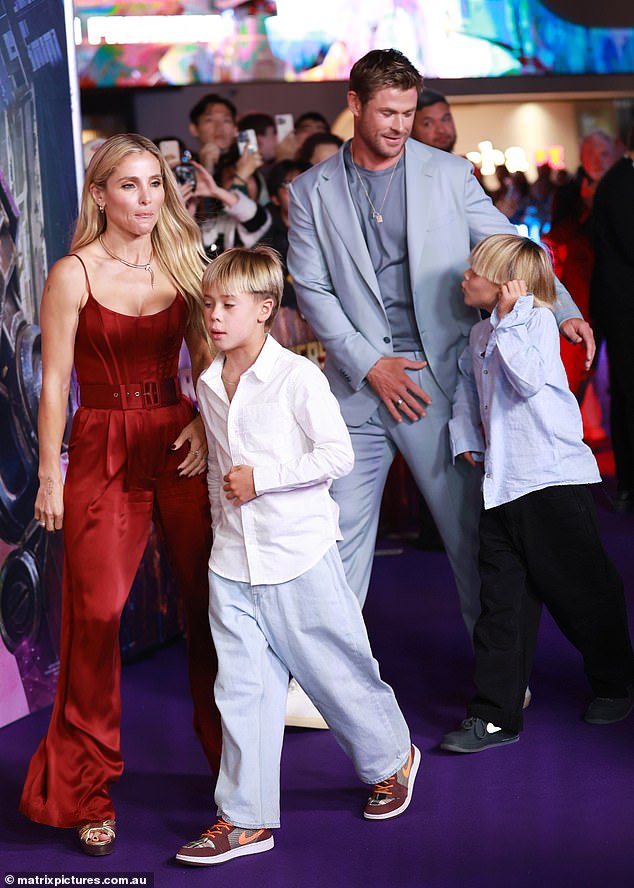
[69,253,93,296]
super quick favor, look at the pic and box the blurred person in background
[187,94,270,257]
[276,110,330,161]
[544,130,618,440]
[237,111,277,194]
[411,87,457,153]
[591,120,634,512]
[298,132,344,166]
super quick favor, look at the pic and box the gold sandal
[78,819,116,856]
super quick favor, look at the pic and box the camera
[174,150,197,189]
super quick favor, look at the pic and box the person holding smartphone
[185,95,271,257]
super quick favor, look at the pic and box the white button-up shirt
[449,294,600,509]
[197,334,354,585]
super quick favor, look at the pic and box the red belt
[79,378,181,410]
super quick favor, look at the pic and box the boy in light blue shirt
[442,234,634,754]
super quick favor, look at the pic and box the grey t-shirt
[344,144,422,352]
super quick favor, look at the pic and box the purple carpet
[2,480,633,888]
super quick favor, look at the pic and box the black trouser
[468,484,634,733]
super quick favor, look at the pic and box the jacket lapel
[405,143,435,287]
[317,153,383,305]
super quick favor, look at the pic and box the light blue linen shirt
[449,294,600,509]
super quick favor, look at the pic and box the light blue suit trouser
[332,355,482,638]
[208,545,411,829]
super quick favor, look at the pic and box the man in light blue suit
[287,49,594,638]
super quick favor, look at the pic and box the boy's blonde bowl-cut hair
[202,245,283,329]
[469,234,557,308]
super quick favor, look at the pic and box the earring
[98,204,105,213]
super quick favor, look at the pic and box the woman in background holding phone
[20,133,222,856]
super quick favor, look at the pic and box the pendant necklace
[350,148,401,224]
[99,235,154,288]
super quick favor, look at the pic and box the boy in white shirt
[441,233,634,755]
[176,246,419,866]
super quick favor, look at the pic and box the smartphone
[158,139,181,168]
[237,129,259,156]
[275,113,294,142]
[173,150,197,189]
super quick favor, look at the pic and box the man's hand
[223,465,256,505]
[367,356,432,422]
[560,317,596,371]
[199,142,221,172]
[235,149,263,181]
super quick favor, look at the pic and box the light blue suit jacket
[288,139,580,427]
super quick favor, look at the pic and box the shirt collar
[246,333,282,382]
[202,333,281,388]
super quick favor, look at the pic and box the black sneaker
[584,686,634,725]
[440,717,519,754]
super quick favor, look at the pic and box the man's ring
[395,398,403,406]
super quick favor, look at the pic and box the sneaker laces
[201,819,233,841]
[462,716,487,739]
[369,774,396,799]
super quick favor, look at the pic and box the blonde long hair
[71,133,207,329]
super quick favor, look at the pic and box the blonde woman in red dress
[20,134,221,856]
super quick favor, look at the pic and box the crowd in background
[144,91,621,461]
[83,88,630,501]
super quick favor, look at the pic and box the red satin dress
[20,256,222,828]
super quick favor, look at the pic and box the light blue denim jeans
[209,544,412,829]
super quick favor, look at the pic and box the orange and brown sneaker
[363,744,421,820]
[175,818,274,866]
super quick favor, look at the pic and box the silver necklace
[350,149,401,224]
[99,235,154,288]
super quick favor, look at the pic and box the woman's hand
[172,414,208,477]
[189,160,223,201]
[179,180,198,216]
[34,476,64,531]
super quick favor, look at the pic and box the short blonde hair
[202,246,283,328]
[469,234,557,307]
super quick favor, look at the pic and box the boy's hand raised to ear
[223,465,256,505]
[496,279,527,318]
